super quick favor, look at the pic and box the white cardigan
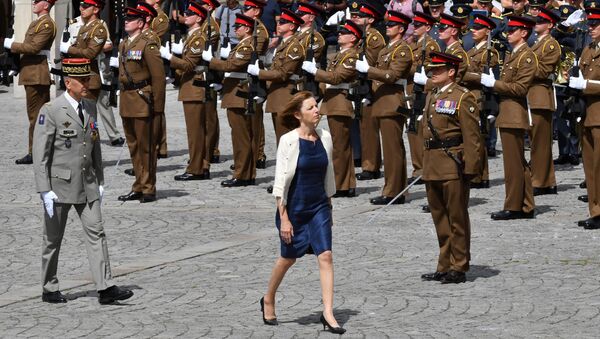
[272,128,336,206]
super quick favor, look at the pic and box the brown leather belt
[122,80,149,90]
[424,136,463,150]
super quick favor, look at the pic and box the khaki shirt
[11,14,56,86]
[527,34,560,110]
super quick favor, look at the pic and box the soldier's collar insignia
[63,121,71,128]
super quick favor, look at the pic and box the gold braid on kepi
[61,58,92,77]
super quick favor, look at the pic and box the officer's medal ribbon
[435,99,457,116]
[90,121,99,142]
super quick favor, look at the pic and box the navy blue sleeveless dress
[276,138,332,258]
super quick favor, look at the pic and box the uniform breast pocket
[50,167,71,181]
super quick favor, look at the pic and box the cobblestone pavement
[1,86,600,338]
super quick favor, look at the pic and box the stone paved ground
[1,86,600,338]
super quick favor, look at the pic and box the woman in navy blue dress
[260,92,345,334]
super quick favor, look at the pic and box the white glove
[361,98,371,105]
[171,39,183,55]
[247,60,260,76]
[413,67,428,85]
[355,56,370,73]
[480,69,496,88]
[487,115,496,124]
[109,56,119,68]
[220,42,231,59]
[3,37,14,49]
[302,60,317,75]
[98,185,104,203]
[59,40,71,54]
[210,83,223,91]
[202,45,213,62]
[254,96,265,104]
[325,10,345,25]
[160,44,172,60]
[562,9,584,27]
[41,191,59,218]
[569,70,587,90]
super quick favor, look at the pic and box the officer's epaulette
[391,42,413,61]
[367,30,384,49]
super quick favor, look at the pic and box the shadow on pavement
[467,265,500,282]
[158,189,190,198]
[65,284,143,302]
[535,205,556,216]
[469,197,488,207]
[255,176,275,185]
[288,308,360,327]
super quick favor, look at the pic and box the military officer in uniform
[112,6,166,202]
[296,2,326,64]
[247,9,305,143]
[481,15,537,220]
[355,11,414,205]
[569,8,600,229]
[427,0,447,50]
[450,3,474,51]
[302,20,360,197]
[3,0,56,165]
[419,52,481,284]
[32,58,133,304]
[352,3,385,182]
[159,2,212,181]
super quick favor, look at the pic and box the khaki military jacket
[151,9,170,38]
[67,18,107,90]
[445,40,470,83]
[201,16,221,50]
[169,27,208,102]
[493,42,537,129]
[409,34,440,76]
[209,35,253,109]
[365,27,385,66]
[422,82,481,181]
[527,34,560,110]
[315,47,359,117]
[11,14,55,86]
[296,26,325,63]
[463,40,500,99]
[259,35,305,113]
[581,42,600,127]
[256,19,269,56]
[118,32,166,117]
[32,94,103,204]
[367,38,413,117]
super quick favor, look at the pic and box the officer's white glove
[355,55,370,73]
[480,69,496,88]
[247,60,260,76]
[159,44,173,60]
[413,67,428,85]
[569,70,587,90]
[487,115,496,124]
[254,96,265,104]
[171,39,184,55]
[302,60,318,75]
[325,10,345,25]
[361,98,371,105]
[109,56,119,68]
[562,9,584,27]
[417,114,423,121]
[98,185,104,203]
[59,40,71,54]
[210,83,223,91]
[41,191,58,218]
[3,37,14,49]
[220,42,231,59]
[202,45,213,62]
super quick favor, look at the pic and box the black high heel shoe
[260,297,278,326]
[320,313,346,334]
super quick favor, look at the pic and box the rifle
[50,18,72,90]
[193,15,217,100]
[407,35,428,133]
[237,20,267,115]
[346,23,371,119]
[564,28,586,124]
[223,6,231,48]
[108,8,125,108]
[303,20,320,98]
[480,32,499,135]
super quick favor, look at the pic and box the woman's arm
[277,197,294,244]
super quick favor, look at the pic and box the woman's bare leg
[264,257,296,319]
[318,250,340,327]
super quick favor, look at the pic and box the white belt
[37,50,50,57]
[258,56,266,63]
[326,83,350,90]
[194,65,208,72]
[395,79,407,86]
[225,72,247,79]
[290,74,301,81]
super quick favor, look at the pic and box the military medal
[435,100,458,116]
[90,121,99,142]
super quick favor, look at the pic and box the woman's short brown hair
[280,91,315,130]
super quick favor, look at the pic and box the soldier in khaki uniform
[420,52,481,284]
[148,0,170,38]
[302,20,360,197]
[570,8,600,229]
[528,8,561,196]
[355,11,413,205]
[32,58,133,304]
[112,6,166,203]
[3,0,56,165]
[481,15,537,220]
[462,14,499,189]
[407,11,441,185]
[60,0,107,100]
[296,3,326,66]
[204,14,258,187]
[160,2,211,181]
[351,3,385,181]
[248,9,305,144]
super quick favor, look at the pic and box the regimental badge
[44,23,49,28]
[550,44,555,50]
[458,7,464,13]
[127,50,143,60]
[150,46,155,50]
[563,7,569,13]
[38,114,45,125]
[373,36,378,41]
[435,99,457,115]
[400,51,406,57]
[63,121,71,128]
[526,57,532,63]
[352,1,358,9]
[430,46,435,50]
[469,106,475,112]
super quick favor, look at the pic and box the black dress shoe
[210,155,220,164]
[221,178,255,187]
[580,181,587,189]
[174,172,210,181]
[353,158,362,167]
[582,217,600,230]
[256,157,267,169]
[42,291,67,303]
[487,148,496,157]
[140,194,156,203]
[408,176,424,185]
[491,210,535,220]
[370,195,405,205]
[98,285,134,304]
[356,170,381,180]
[533,186,558,196]
[470,180,490,189]
[578,195,589,203]
[110,137,125,146]
[118,191,142,201]
[553,155,571,165]
[15,154,33,165]
[569,155,580,165]
[320,313,346,334]
[421,271,447,281]
[124,168,135,176]
[266,186,273,194]
[260,297,278,326]
[422,205,430,213]
[333,188,356,198]
[440,270,466,284]
[158,153,168,159]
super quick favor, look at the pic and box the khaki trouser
[327,115,356,191]
[122,116,158,194]
[530,109,556,188]
[407,126,424,178]
[183,101,207,175]
[205,99,220,162]
[582,126,600,218]
[379,115,407,198]
[227,108,258,180]
[359,106,381,172]
[499,128,535,213]
[471,134,489,184]
[25,85,51,154]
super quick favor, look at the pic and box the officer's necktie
[77,102,84,124]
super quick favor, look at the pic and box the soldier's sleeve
[169,37,205,73]
[152,14,170,38]
[494,50,536,97]
[580,48,600,95]
[462,51,484,87]
[32,104,55,193]
[458,91,482,176]
[11,19,55,55]
[145,41,166,113]
[536,39,560,80]
[315,53,357,84]
[209,44,253,71]
[256,25,269,55]
[312,33,326,63]
[68,24,107,59]
[259,42,305,82]
[367,45,412,84]
[365,32,384,65]
[453,50,470,82]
